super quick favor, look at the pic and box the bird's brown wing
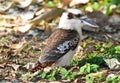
[30,29,80,73]
[40,29,80,62]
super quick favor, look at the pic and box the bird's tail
[29,61,44,73]
[29,61,55,73]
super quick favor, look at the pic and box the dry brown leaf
[59,0,89,7]
[49,81,61,83]
[20,11,35,21]
[85,7,93,12]
[44,22,52,36]
[11,64,21,71]
[24,62,34,70]
[74,78,79,83]
[17,23,33,33]
[0,63,6,68]
[70,0,89,7]
[0,0,13,11]
[109,4,116,12]
[0,14,23,28]
[14,0,34,8]
[30,8,64,24]
[10,40,26,49]
[87,70,108,78]
[104,58,120,70]
[59,0,72,7]
[35,8,45,16]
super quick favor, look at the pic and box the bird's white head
[58,8,98,31]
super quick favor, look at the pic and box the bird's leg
[82,35,88,40]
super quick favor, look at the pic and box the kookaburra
[30,9,98,73]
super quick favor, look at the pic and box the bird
[30,8,98,73]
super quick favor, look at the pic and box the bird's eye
[76,14,81,17]
[68,13,74,19]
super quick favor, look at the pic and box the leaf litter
[0,0,120,82]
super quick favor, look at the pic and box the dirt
[0,11,120,82]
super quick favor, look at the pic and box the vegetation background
[0,0,120,82]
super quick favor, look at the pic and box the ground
[0,0,120,83]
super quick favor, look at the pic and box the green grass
[22,38,120,82]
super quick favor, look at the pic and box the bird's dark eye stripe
[68,13,74,19]
[68,13,85,19]
[75,14,81,17]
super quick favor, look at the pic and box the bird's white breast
[53,50,76,66]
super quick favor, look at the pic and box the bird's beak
[80,16,99,28]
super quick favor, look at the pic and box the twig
[29,8,64,24]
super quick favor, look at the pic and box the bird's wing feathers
[39,29,80,63]
[30,29,80,73]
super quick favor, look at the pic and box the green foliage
[115,45,120,53]
[106,75,120,83]
[93,42,107,53]
[92,2,100,10]
[23,38,119,82]
[22,72,39,80]
[0,37,9,42]
[80,63,99,74]
[82,0,120,15]
[85,53,104,65]
[39,69,56,81]
[85,75,95,83]
[46,70,56,81]
[34,67,77,81]
[59,67,77,80]
[94,43,120,58]
[23,70,56,81]
[22,72,31,80]
[106,0,120,15]
[46,1,56,7]
[45,0,60,7]
[59,67,69,79]
[85,73,103,83]
[39,70,47,79]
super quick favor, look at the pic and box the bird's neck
[58,24,82,39]
[58,16,83,38]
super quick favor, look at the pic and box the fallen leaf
[59,0,72,7]
[44,22,52,36]
[17,23,33,33]
[35,8,45,16]
[0,14,22,28]
[85,7,93,12]
[0,0,13,11]
[10,40,26,49]
[24,62,35,70]
[107,73,115,78]
[20,11,35,21]
[12,64,21,71]
[14,0,34,8]
[87,70,108,78]
[27,29,39,36]
[104,58,120,70]
[74,78,79,83]
[0,63,6,68]
[70,0,89,7]
[30,8,64,24]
